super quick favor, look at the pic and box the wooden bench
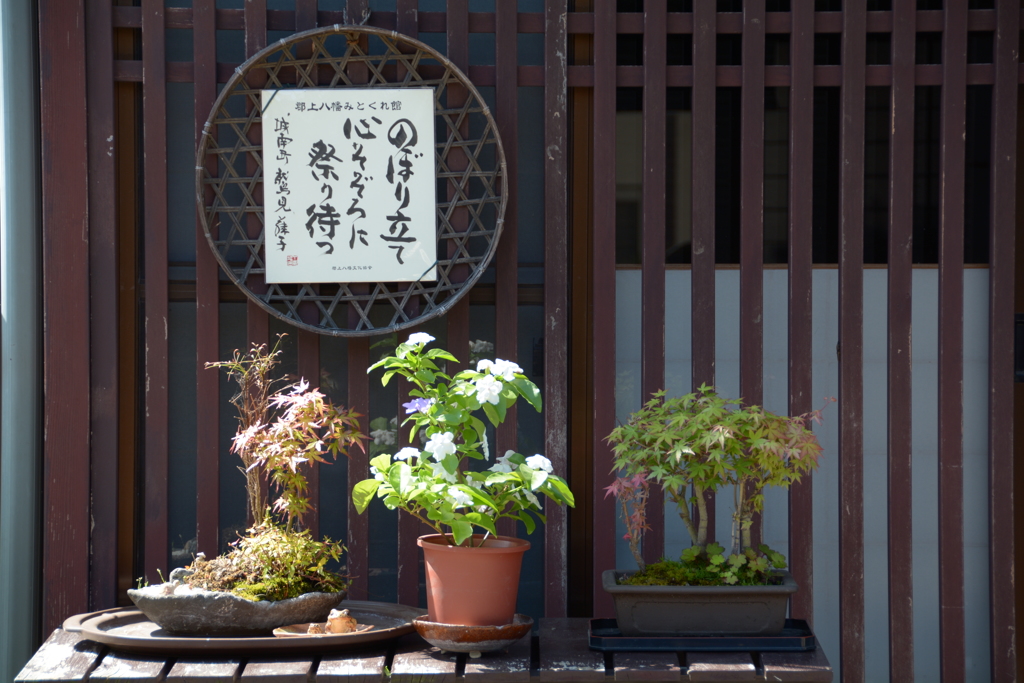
[16,618,832,682]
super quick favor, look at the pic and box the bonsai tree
[605,385,831,586]
[182,336,365,601]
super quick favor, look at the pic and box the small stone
[169,567,193,582]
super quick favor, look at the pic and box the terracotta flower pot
[418,534,530,626]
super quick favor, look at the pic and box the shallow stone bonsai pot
[128,585,346,636]
[601,569,797,637]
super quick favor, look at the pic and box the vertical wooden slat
[639,0,666,568]
[389,0,421,607]
[396,0,418,37]
[142,0,171,582]
[591,0,616,618]
[346,335,370,602]
[39,0,91,634]
[343,0,372,604]
[244,0,270,528]
[690,0,716,543]
[193,0,220,560]
[543,0,570,618]
[295,0,316,35]
[85,0,119,610]
[739,0,765,551]
[887,2,915,680]
[494,0,519,541]
[838,5,866,682]
[244,0,269,350]
[938,4,968,681]
[786,0,814,625]
[988,2,1018,680]
[295,0,320,541]
[444,0,471,387]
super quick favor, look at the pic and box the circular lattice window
[196,25,506,336]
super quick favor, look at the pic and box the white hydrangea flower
[394,447,420,461]
[525,454,553,473]
[370,465,385,481]
[473,374,502,405]
[476,359,495,373]
[489,450,517,474]
[470,339,494,354]
[490,359,523,381]
[428,461,457,483]
[406,332,435,346]
[447,486,473,509]
[480,434,490,461]
[371,428,396,446]
[424,431,457,460]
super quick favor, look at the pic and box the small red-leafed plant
[606,385,832,585]
[235,378,365,529]
[196,336,366,601]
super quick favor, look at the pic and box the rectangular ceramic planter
[601,569,798,637]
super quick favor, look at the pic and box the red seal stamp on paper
[286,255,298,266]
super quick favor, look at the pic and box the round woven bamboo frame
[196,25,507,336]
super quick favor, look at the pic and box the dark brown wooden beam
[691,0,717,543]
[838,4,867,681]
[494,0,519,541]
[640,0,666,569]
[988,2,1018,680]
[39,0,92,635]
[786,0,815,626]
[85,0,119,612]
[193,0,220,561]
[590,0,616,619]
[887,2,916,680]
[141,0,171,582]
[740,0,766,550]
[938,3,968,681]
[543,0,570,618]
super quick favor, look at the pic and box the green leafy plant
[606,385,832,585]
[352,333,575,546]
[184,522,347,601]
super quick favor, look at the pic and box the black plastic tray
[589,618,817,652]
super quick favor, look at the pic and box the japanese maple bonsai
[603,385,830,636]
[128,337,365,635]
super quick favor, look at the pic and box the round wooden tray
[63,601,426,654]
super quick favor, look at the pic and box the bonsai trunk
[668,487,701,548]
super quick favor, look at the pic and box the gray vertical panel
[0,0,41,672]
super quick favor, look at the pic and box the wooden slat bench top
[16,619,831,683]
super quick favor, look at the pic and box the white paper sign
[262,88,437,283]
